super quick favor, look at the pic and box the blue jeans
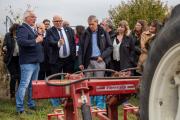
[16,63,40,112]
[50,98,61,107]
[90,96,105,109]
[87,60,106,109]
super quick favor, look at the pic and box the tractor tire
[81,104,92,120]
[140,4,180,120]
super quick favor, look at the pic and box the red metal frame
[91,107,110,120]
[32,79,139,99]
[123,104,139,120]
[48,109,64,120]
[32,74,140,120]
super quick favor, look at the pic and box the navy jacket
[16,23,44,64]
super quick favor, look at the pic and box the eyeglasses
[38,27,44,30]
[29,16,37,18]
[53,20,63,23]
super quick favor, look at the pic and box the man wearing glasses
[16,10,44,114]
[46,15,76,107]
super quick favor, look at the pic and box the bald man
[46,15,76,106]
[63,20,70,27]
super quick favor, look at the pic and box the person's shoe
[17,111,27,116]
[29,107,36,111]
[17,110,33,118]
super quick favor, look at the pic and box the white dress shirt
[57,27,70,58]
[113,39,121,61]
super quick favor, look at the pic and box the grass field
[0,96,139,120]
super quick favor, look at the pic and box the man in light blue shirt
[78,15,113,109]
[91,32,101,57]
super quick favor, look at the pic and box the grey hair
[23,9,35,21]
[106,19,114,29]
[36,23,44,28]
[88,15,98,23]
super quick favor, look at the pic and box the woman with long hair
[2,23,20,99]
[129,20,147,75]
[137,20,162,72]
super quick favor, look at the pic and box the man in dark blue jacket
[16,10,44,114]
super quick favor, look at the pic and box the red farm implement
[32,69,140,120]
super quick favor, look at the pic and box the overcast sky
[0,0,180,35]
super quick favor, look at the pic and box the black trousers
[50,56,74,79]
[111,60,121,71]
[7,56,20,97]
[38,62,51,80]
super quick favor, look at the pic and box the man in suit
[78,15,113,109]
[16,10,44,114]
[46,15,76,107]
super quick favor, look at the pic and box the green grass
[0,97,139,120]
[0,99,53,120]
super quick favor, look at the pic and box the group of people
[2,9,163,114]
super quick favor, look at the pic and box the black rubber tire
[140,4,180,120]
[81,104,92,120]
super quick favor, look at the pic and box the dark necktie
[34,29,38,35]
[58,28,67,56]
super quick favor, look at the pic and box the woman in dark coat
[111,20,134,72]
[2,23,20,99]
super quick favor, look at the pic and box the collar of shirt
[24,23,36,32]
[56,27,65,32]
[92,30,97,33]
